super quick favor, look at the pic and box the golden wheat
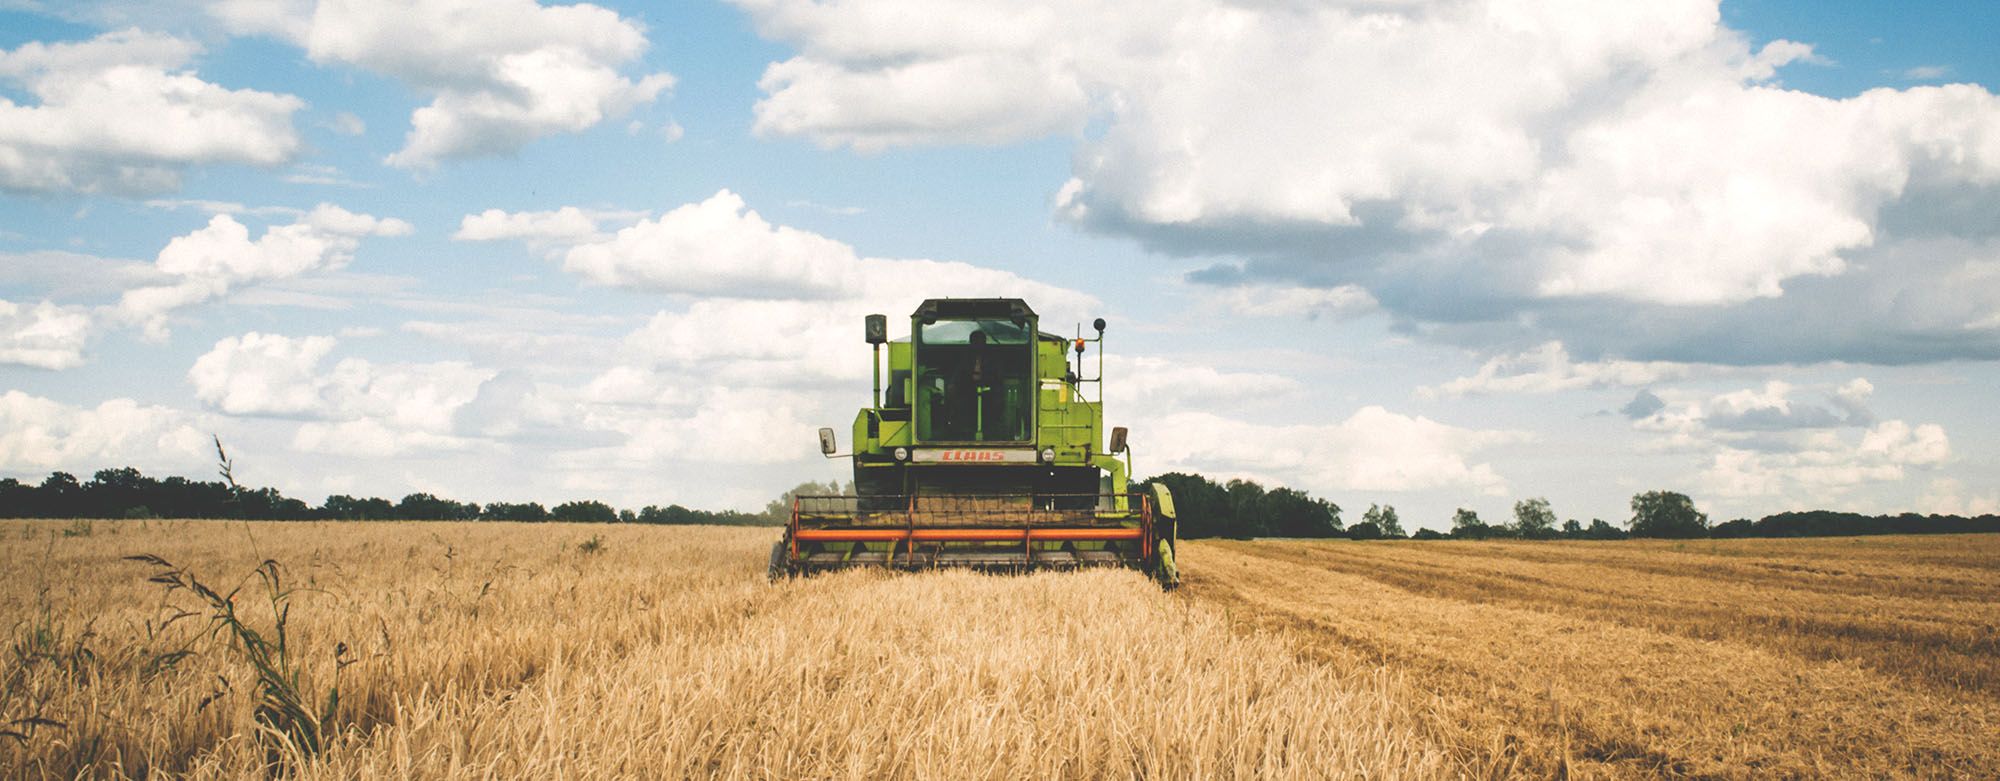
[0,521,1439,779]
[1186,536,2000,778]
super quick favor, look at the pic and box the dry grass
[0,520,1439,778]
[8,521,1995,779]
[1184,536,2000,778]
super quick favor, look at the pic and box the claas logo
[939,450,1007,462]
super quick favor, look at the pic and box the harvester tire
[1155,539,1179,591]
[767,541,790,581]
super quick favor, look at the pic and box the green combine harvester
[771,298,1179,588]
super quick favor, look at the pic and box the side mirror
[817,427,838,456]
[865,314,887,345]
[1109,426,1128,453]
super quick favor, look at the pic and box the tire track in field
[1183,540,2000,779]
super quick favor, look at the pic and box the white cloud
[1917,478,1999,516]
[1146,406,1523,496]
[0,28,302,195]
[328,111,366,136]
[566,387,821,467]
[188,332,492,455]
[548,190,1097,313]
[1698,420,1949,500]
[1110,354,1299,413]
[1630,378,1948,502]
[454,206,609,247]
[187,331,338,416]
[116,204,412,339]
[1212,284,1376,319]
[1902,65,1949,81]
[737,0,2000,314]
[213,0,674,167]
[1426,341,1705,397]
[0,390,211,473]
[0,299,93,369]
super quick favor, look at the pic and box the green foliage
[633,504,775,526]
[1362,504,1405,538]
[1586,519,1629,540]
[550,500,618,524]
[480,501,550,522]
[123,554,352,763]
[1629,490,1709,538]
[1347,521,1383,540]
[1512,497,1558,539]
[396,493,480,521]
[1141,473,1341,539]
[1450,508,1495,539]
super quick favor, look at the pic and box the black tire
[767,540,789,581]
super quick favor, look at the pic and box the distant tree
[1363,504,1405,538]
[397,493,478,521]
[1145,473,1231,538]
[1585,518,1629,540]
[551,500,618,523]
[1710,518,1755,538]
[0,478,30,518]
[1224,479,1270,538]
[1561,519,1584,539]
[480,501,550,522]
[38,472,81,518]
[618,509,636,523]
[1450,508,1493,539]
[1262,486,1342,537]
[1512,497,1558,540]
[764,480,847,524]
[1347,521,1383,540]
[1411,528,1447,540]
[1629,491,1708,538]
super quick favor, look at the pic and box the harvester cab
[773,298,1179,588]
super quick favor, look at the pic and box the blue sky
[2,0,1996,529]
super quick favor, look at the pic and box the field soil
[1187,536,2000,778]
[2,521,1995,778]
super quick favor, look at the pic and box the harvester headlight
[893,447,909,461]
[1040,447,1056,462]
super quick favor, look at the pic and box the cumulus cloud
[0,390,211,473]
[188,332,492,455]
[1210,284,1376,320]
[453,206,619,249]
[1110,354,1299,413]
[116,204,412,339]
[0,299,93,369]
[1631,378,1947,502]
[0,28,302,195]
[1426,342,1707,397]
[1145,407,1524,496]
[1917,478,1999,516]
[737,0,2000,365]
[464,189,1102,391]
[213,0,674,167]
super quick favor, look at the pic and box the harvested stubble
[0,520,1440,778]
[1184,536,2000,778]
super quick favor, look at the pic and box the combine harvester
[772,298,1179,588]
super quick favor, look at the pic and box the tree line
[6,465,1993,541]
[0,467,778,526]
[1141,473,2000,541]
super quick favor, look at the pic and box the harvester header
[772,297,1178,587]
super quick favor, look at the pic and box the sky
[0,0,1995,531]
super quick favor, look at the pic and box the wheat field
[0,521,1437,779]
[2,522,1995,778]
